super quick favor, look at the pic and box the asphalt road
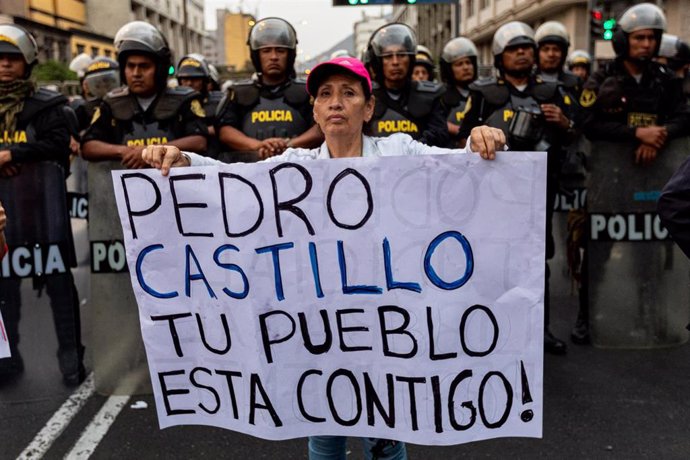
[2,206,690,459]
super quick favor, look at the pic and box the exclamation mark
[520,360,534,422]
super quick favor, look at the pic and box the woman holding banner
[142,56,506,460]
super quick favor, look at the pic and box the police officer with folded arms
[176,53,224,158]
[216,17,322,160]
[82,21,207,165]
[439,37,479,146]
[0,24,85,384]
[367,23,449,147]
[459,21,574,354]
[580,3,688,165]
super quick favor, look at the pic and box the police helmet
[492,21,536,68]
[83,57,120,100]
[248,18,298,76]
[367,23,418,83]
[612,3,666,58]
[440,37,478,83]
[69,53,93,79]
[659,33,690,70]
[566,49,592,72]
[415,45,436,77]
[0,24,39,78]
[535,21,570,67]
[176,53,210,79]
[114,21,172,87]
[208,64,221,90]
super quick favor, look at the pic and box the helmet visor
[370,24,417,57]
[248,18,297,50]
[84,70,120,99]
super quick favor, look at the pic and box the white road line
[64,394,130,460]
[17,373,95,460]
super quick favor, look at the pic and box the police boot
[58,346,85,386]
[544,329,567,355]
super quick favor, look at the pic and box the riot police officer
[82,21,207,165]
[73,57,120,132]
[367,23,449,147]
[581,3,688,164]
[459,21,574,354]
[0,24,85,384]
[177,53,223,158]
[412,45,435,82]
[567,50,592,83]
[658,34,690,97]
[579,4,689,346]
[535,21,581,96]
[216,17,322,160]
[439,37,479,145]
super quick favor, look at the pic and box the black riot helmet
[492,21,536,71]
[367,23,418,84]
[535,21,570,68]
[0,24,39,78]
[176,53,211,79]
[612,3,666,60]
[83,57,120,100]
[247,17,298,78]
[440,37,478,83]
[659,34,690,71]
[114,21,172,89]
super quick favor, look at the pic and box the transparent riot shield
[88,161,151,394]
[0,162,84,387]
[587,137,690,348]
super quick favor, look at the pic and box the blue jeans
[308,436,407,460]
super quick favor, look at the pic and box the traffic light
[332,0,372,5]
[590,9,604,38]
[603,18,616,40]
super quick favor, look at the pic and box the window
[76,44,85,54]
[91,46,99,57]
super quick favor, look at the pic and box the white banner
[0,308,9,358]
[112,152,546,445]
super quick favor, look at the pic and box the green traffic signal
[603,18,616,30]
[603,30,613,40]
[169,65,175,75]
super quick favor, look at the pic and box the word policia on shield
[112,152,546,445]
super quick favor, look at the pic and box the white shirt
[185,133,474,166]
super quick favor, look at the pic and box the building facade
[214,10,255,72]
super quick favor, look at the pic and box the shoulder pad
[204,91,224,116]
[284,79,310,107]
[155,87,200,119]
[470,76,499,88]
[70,98,85,110]
[105,86,130,99]
[232,79,256,86]
[413,80,443,94]
[531,80,559,102]
[441,85,462,108]
[104,89,138,121]
[231,82,260,108]
[21,88,67,121]
[469,77,509,106]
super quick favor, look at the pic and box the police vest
[0,88,66,150]
[442,86,471,127]
[232,79,310,140]
[204,91,224,120]
[471,77,559,150]
[104,86,197,146]
[370,81,442,139]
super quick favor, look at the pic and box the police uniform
[441,85,472,137]
[202,90,224,158]
[83,85,207,148]
[0,87,84,383]
[370,80,450,147]
[581,59,689,142]
[216,77,313,145]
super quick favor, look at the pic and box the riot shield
[0,161,83,386]
[87,161,151,394]
[587,137,690,348]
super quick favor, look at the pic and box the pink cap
[306,56,372,97]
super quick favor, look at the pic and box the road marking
[64,394,130,459]
[17,373,95,460]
